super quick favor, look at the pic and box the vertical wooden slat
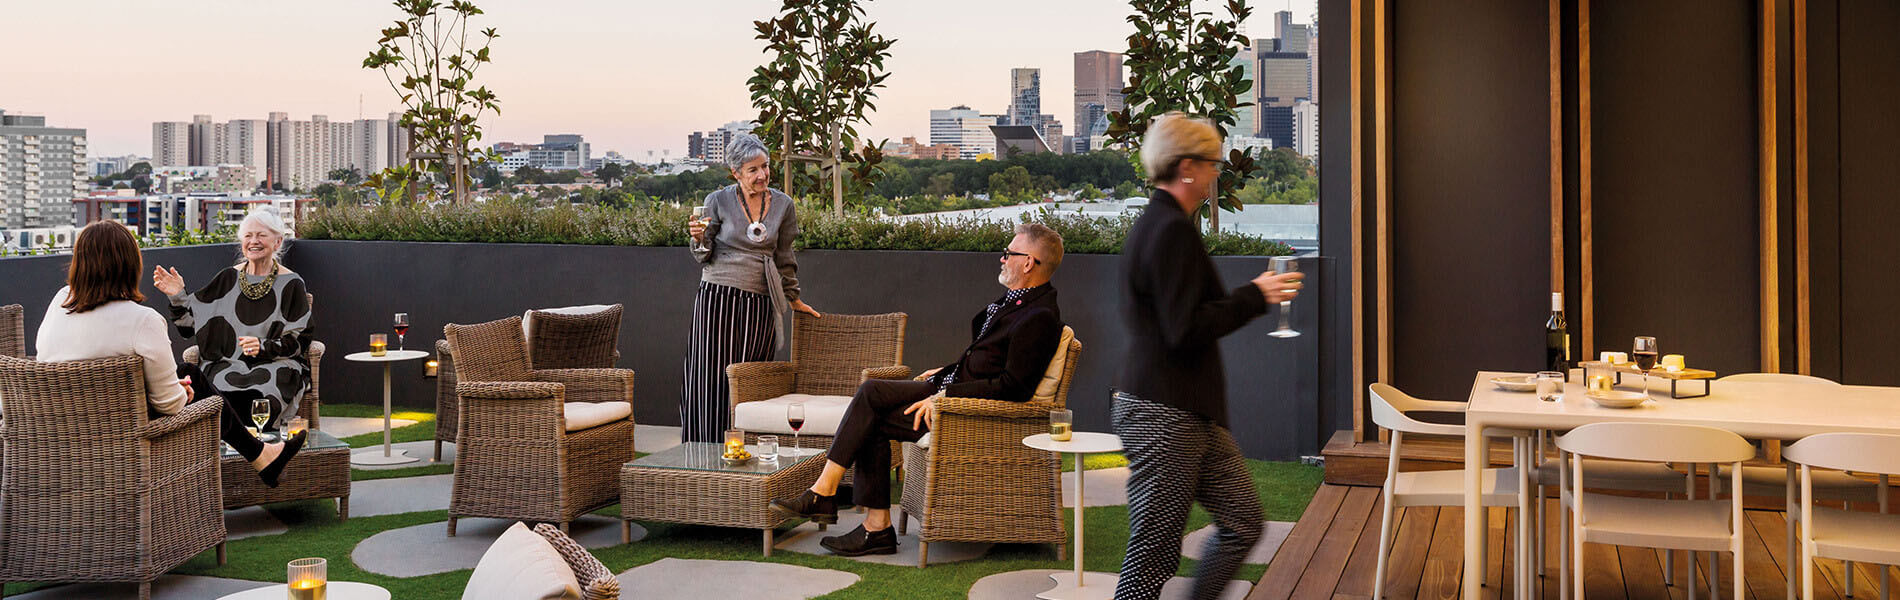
[1550,0,1565,295]
[1350,0,1366,442]
[1761,0,1781,373]
[1374,0,1392,391]
[1795,0,1811,376]
[1580,0,1596,359]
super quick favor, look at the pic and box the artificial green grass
[6,456,1319,599]
[319,403,438,448]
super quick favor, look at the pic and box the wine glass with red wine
[393,313,410,351]
[1632,336,1658,391]
[787,402,806,456]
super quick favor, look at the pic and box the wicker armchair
[726,312,909,450]
[0,303,22,358]
[0,355,227,600]
[443,316,636,535]
[897,327,1080,566]
[181,293,324,430]
[436,305,624,461]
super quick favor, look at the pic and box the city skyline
[5,0,1315,161]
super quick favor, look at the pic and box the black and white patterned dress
[168,266,313,429]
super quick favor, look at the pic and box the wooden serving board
[1577,361,1716,380]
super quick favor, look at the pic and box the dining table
[1459,370,1900,599]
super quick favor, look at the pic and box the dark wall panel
[1590,0,1760,374]
[1806,0,1843,382]
[1835,0,1900,385]
[1388,0,1552,400]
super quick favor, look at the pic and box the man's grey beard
[998,267,1017,288]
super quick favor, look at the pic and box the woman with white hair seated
[681,132,823,443]
[152,206,314,439]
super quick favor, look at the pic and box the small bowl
[1587,390,1647,409]
[1490,375,1537,392]
[721,454,754,466]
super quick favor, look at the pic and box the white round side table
[344,349,429,465]
[1024,431,1124,600]
[217,581,391,600]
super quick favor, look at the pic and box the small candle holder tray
[1579,361,1716,399]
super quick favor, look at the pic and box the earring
[1182,177,1195,184]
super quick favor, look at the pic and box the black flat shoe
[819,524,897,556]
[257,430,306,488]
[769,490,838,524]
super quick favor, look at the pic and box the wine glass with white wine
[1268,256,1302,338]
[251,398,272,440]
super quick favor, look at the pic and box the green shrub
[298,201,1293,256]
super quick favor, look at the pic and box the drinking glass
[1050,409,1073,442]
[252,398,272,437]
[1632,336,1658,391]
[1268,256,1301,338]
[393,313,410,351]
[287,416,310,436]
[786,402,806,456]
[287,558,326,600]
[1534,371,1565,402]
[369,333,387,357]
[758,434,780,461]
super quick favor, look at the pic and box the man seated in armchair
[771,223,1067,556]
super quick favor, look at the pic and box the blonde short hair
[1139,112,1222,184]
[1014,222,1064,273]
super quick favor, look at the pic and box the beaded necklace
[239,260,279,300]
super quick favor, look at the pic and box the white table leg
[1039,451,1116,600]
[1464,417,1487,599]
[351,362,419,465]
[384,363,393,456]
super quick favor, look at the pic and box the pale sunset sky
[3,0,1316,159]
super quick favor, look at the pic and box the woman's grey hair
[237,205,290,262]
[723,132,770,173]
[1140,112,1223,184]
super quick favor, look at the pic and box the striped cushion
[534,523,620,600]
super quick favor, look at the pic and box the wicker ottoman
[619,442,826,556]
[221,429,352,519]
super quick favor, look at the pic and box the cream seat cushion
[462,521,581,600]
[1031,327,1076,404]
[563,401,632,432]
[732,393,853,436]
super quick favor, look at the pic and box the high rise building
[929,105,996,160]
[700,121,757,167]
[190,114,214,166]
[1260,105,1293,151]
[271,115,332,191]
[1007,68,1042,135]
[0,110,87,229]
[1072,50,1125,138]
[1307,15,1320,106]
[351,119,390,174]
[153,122,190,167]
[1258,50,1310,148]
[1274,11,1310,60]
[1292,99,1319,158]
[1230,43,1259,138]
[687,132,706,160]
[223,119,267,171]
[537,134,590,170]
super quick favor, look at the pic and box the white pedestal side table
[1023,431,1124,600]
[217,581,390,600]
[344,349,429,465]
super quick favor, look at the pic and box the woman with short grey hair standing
[681,132,822,443]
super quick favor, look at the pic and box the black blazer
[926,284,1064,403]
[1117,189,1270,428]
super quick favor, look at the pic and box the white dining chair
[1712,372,1881,599]
[1557,422,1754,600]
[1368,383,1531,598]
[1785,433,1897,600]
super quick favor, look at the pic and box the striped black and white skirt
[680,281,777,443]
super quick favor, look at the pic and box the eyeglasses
[1002,248,1042,265]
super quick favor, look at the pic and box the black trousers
[824,378,936,509]
[176,363,268,461]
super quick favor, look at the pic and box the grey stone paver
[321,416,417,439]
[347,474,453,517]
[616,558,857,600]
[352,515,641,577]
[775,510,992,566]
[967,569,1253,600]
[1062,466,1130,507]
[224,506,287,540]
[12,575,271,600]
[1180,521,1295,564]
[350,440,454,470]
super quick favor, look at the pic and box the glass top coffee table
[221,429,353,519]
[619,442,827,556]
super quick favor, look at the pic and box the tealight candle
[425,359,439,377]
[369,333,388,357]
[288,557,326,600]
[1661,354,1685,372]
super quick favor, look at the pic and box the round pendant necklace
[742,192,769,243]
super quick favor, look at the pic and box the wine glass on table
[251,398,273,441]
[393,313,410,351]
[1632,336,1659,393]
[787,402,807,456]
[1268,256,1301,338]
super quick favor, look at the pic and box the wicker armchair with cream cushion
[0,355,228,600]
[443,316,636,536]
[897,326,1079,566]
[726,312,909,449]
[437,304,624,461]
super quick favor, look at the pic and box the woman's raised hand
[153,266,186,297]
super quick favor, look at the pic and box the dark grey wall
[1319,0,1359,437]
[1823,0,1900,385]
[0,244,244,358]
[282,241,1327,461]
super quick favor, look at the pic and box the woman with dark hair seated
[35,221,304,486]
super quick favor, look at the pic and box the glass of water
[1535,371,1566,402]
[757,434,780,461]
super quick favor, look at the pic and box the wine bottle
[1545,292,1570,378]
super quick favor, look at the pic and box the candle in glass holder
[369,334,388,357]
[723,430,747,457]
[288,557,326,600]
[424,359,439,377]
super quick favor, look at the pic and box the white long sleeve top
[35,287,188,415]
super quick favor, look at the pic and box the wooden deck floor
[1248,484,1900,600]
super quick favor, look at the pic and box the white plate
[1490,375,1537,392]
[1587,390,1647,409]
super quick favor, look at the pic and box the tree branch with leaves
[361,0,501,202]
[747,0,894,215]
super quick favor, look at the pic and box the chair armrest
[936,397,1057,419]
[458,380,565,401]
[140,396,223,440]
[181,345,201,365]
[862,365,912,382]
[535,368,635,404]
[726,361,795,407]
